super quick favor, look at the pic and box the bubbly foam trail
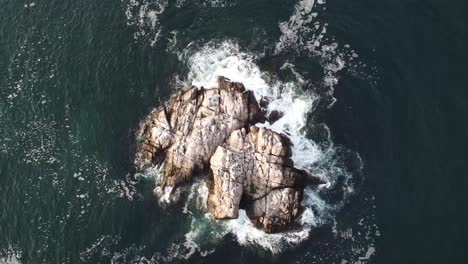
[0,245,22,264]
[124,0,168,46]
[274,0,371,108]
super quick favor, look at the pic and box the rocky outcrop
[208,127,313,233]
[136,77,263,187]
[136,76,324,233]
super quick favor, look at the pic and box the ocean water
[1,0,467,263]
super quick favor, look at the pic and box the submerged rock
[136,76,323,233]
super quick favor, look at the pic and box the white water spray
[174,40,354,253]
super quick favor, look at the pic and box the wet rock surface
[136,76,323,233]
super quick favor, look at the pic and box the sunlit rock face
[136,76,323,233]
[208,126,314,233]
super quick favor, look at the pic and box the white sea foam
[0,255,21,264]
[183,178,209,214]
[275,0,367,108]
[130,0,369,257]
[223,210,311,254]
[144,163,184,206]
[275,0,325,54]
[175,0,236,8]
[124,0,237,46]
[187,41,270,98]
[173,40,356,253]
[123,0,168,46]
[186,41,331,175]
[0,246,21,264]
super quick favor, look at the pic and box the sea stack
[136,76,324,233]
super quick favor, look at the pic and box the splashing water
[142,39,359,255]
[0,246,22,264]
[125,0,371,258]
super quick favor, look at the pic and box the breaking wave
[126,0,375,260]
[135,36,361,257]
[160,39,358,254]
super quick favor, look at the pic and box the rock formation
[136,77,263,186]
[136,76,324,233]
[208,126,311,233]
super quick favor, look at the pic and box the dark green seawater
[1,0,467,263]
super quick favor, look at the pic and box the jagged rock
[267,110,283,123]
[136,76,324,233]
[136,77,263,187]
[247,188,302,233]
[208,126,313,233]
